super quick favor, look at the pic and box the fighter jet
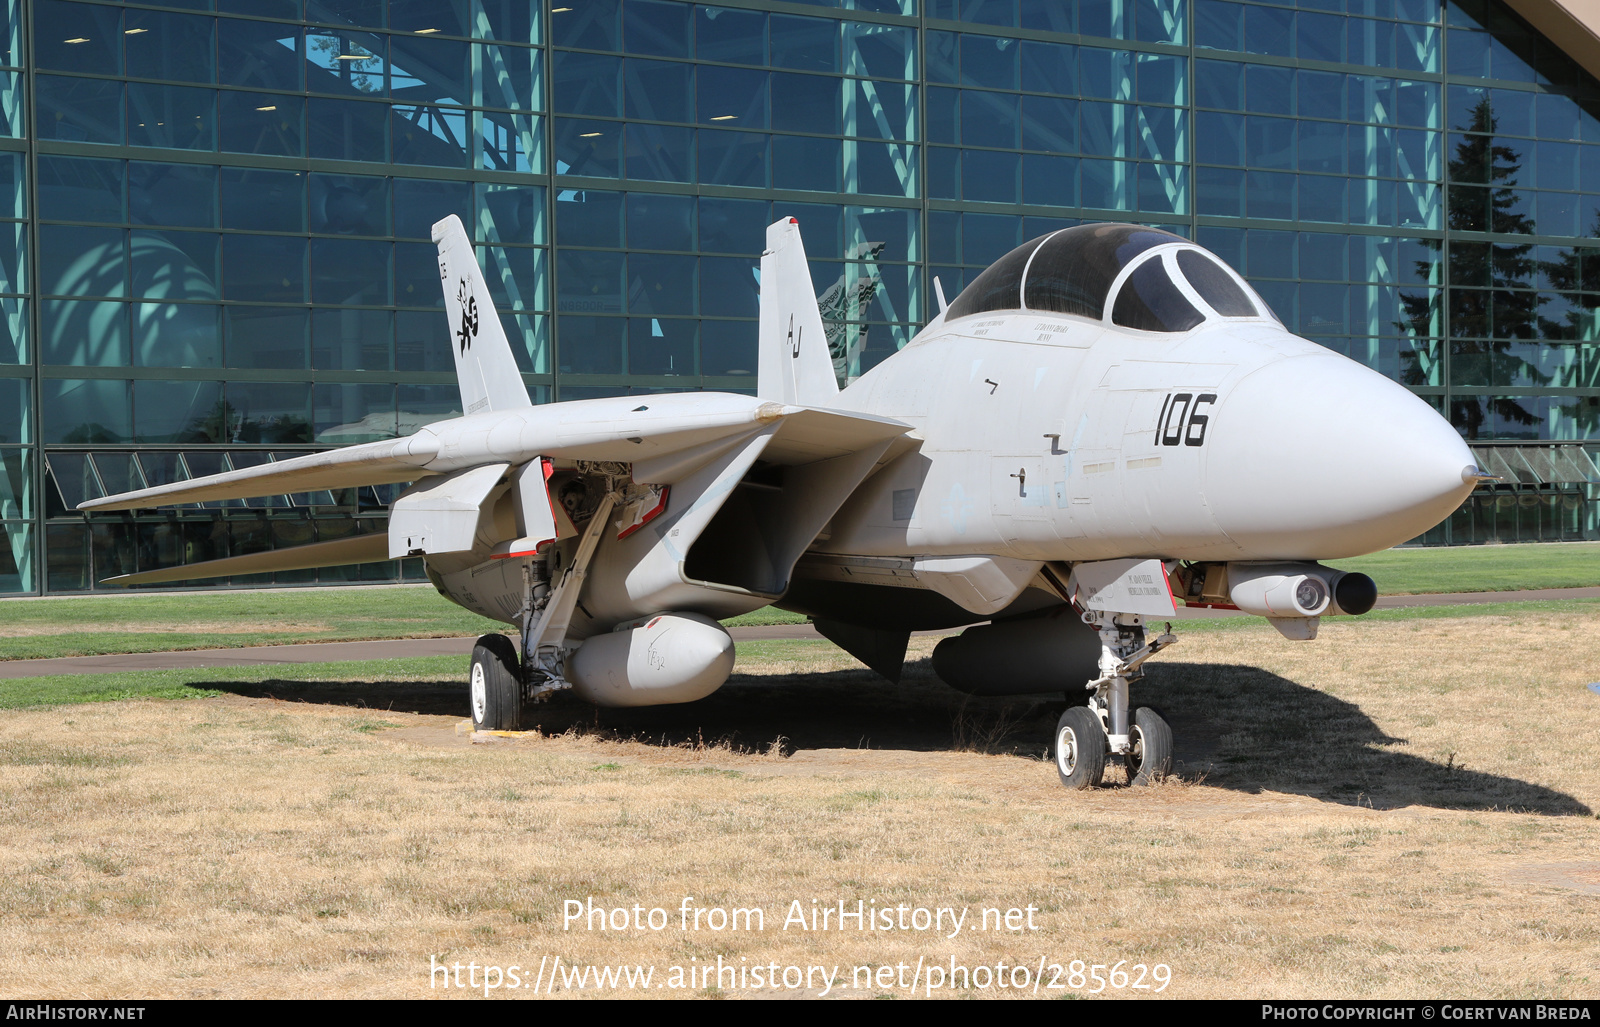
[79,217,1485,790]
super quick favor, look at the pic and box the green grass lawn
[2,541,1595,662]
[0,586,808,661]
[1333,540,1600,595]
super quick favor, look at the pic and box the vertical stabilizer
[433,214,532,415]
[758,218,840,406]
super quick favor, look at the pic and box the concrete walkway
[2,586,1596,680]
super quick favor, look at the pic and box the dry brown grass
[1,609,1598,999]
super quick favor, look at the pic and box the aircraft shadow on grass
[192,657,1592,817]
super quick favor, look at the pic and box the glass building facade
[3,0,1598,595]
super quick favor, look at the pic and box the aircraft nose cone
[1204,351,1476,558]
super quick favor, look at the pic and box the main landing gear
[1054,611,1177,790]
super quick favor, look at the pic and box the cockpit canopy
[944,223,1270,333]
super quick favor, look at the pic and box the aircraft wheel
[1127,706,1173,786]
[1054,706,1107,790]
[470,634,522,732]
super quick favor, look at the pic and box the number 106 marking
[1155,392,1217,447]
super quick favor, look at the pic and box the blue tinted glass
[1079,48,1131,100]
[395,242,443,307]
[311,174,388,235]
[222,0,299,15]
[1396,80,1438,127]
[1196,110,1244,165]
[700,256,759,316]
[1299,12,1344,61]
[227,382,311,444]
[126,10,215,83]
[313,308,392,371]
[627,193,694,250]
[700,318,755,376]
[1023,153,1077,206]
[698,197,768,254]
[308,98,388,161]
[557,189,622,246]
[1197,0,1242,50]
[1082,158,1133,210]
[1299,70,1345,120]
[132,301,222,373]
[698,130,767,187]
[855,81,914,141]
[1138,54,1185,104]
[555,119,621,177]
[961,213,1018,265]
[1299,173,1347,222]
[1298,120,1345,172]
[390,35,471,105]
[961,90,1018,148]
[964,147,1019,202]
[1247,230,1296,277]
[220,21,302,90]
[228,170,304,234]
[391,0,468,35]
[770,15,838,72]
[41,226,123,297]
[1247,115,1295,169]
[475,0,540,44]
[1348,17,1395,69]
[1246,65,1294,115]
[305,30,389,97]
[1536,141,1578,191]
[392,105,471,168]
[926,30,958,84]
[926,86,957,144]
[771,202,841,256]
[1140,106,1183,160]
[38,157,123,223]
[34,0,121,74]
[696,6,765,63]
[927,144,960,199]
[319,0,385,28]
[855,141,915,197]
[1195,58,1244,109]
[1297,232,1345,281]
[43,301,128,366]
[558,315,624,374]
[625,0,690,57]
[397,179,472,240]
[626,254,695,314]
[1020,3,1074,32]
[1020,40,1075,95]
[1138,164,1187,215]
[958,0,1018,26]
[223,236,307,301]
[1197,165,1244,215]
[854,24,915,80]
[556,52,622,116]
[557,250,624,312]
[396,309,450,370]
[552,0,621,50]
[42,379,130,443]
[36,76,124,145]
[623,59,692,123]
[1135,0,1185,43]
[220,93,304,157]
[1021,95,1076,151]
[129,163,216,228]
[694,65,766,128]
[1245,4,1293,55]
[1246,170,1296,220]
[477,44,542,110]
[961,35,1019,89]
[127,84,216,152]
[312,238,391,304]
[625,124,694,182]
[771,73,836,133]
[226,306,308,368]
[628,316,694,374]
[772,134,840,191]
[130,232,217,305]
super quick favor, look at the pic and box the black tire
[1054,706,1107,790]
[470,634,522,732]
[1127,706,1173,786]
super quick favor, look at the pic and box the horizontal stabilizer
[101,532,390,586]
[78,434,440,512]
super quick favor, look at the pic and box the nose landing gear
[1052,610,1177,790]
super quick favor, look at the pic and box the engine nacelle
[568,612,735,708]
[931,607,1102,696]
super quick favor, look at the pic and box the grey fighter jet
[80,217,1483,789]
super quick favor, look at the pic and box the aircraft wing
[78,394,912,513]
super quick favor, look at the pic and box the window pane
[555,118,621,177]
[700,66,768,128]
[698,130,767,187]
[0,378,29,444]
[1177,249,1257,316]
[313,308,393,370]
[1113,257,1205,332]
[396,309,452,371]
[700,318,755,375]
[552,0,620,50]
[134,380,223,443]
[772,135,839,192]
[557,250,624,313]
[222,236,306,301]
[478,245,545,309]
[228,382,312,444]
[555,51,621,117]
[557,315,624,373]
[315,383,397,443]
[556,189,622,247]
[771,15,838,72]
[312,239,391,305]
[133,301,221,369]
[130,231,218,302]
[226,306,308,368]
[42,300,127,365]
[36,76,124,145]
[629,316,694,374]
[127,84,216,152]
[392,104,471,167]
[126,10,216,84]
[38,156,123,223]
[129,163,216,228]
[308,98,389,161]
[220,18,302,91]
[397,179,472,240]
[626,192,694,250]
[627,253,695,315]
[311,174,389,235]
[221,168,305,232]
[390,35,471,105]
[42,378,130,443]
[220,93,305,156]
[395,241,443,307]
[34,0,121,74]
[41,226,124,298]
[476,183,545,245]
[698,196,769,255]
[697,6,765,65]
[624,123,694,182]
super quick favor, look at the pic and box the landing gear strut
[1053,611,1177,789]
